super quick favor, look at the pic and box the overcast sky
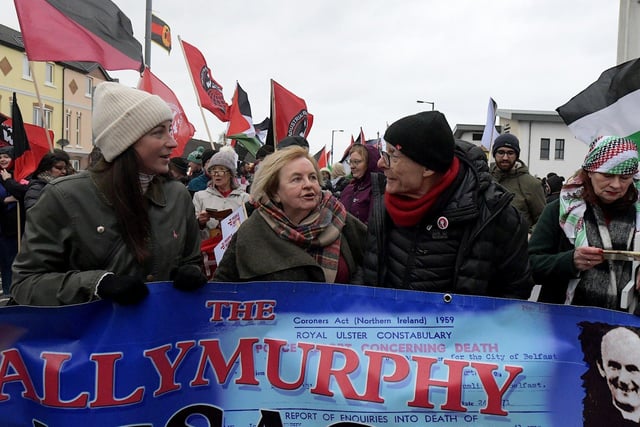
[1,0,621,158]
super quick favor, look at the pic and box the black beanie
[492,133,520,158]
[383,111,454,173]
[277,136,309,150]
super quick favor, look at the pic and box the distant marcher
[214,146,366,283]
[529,136,640,310]
[11,82,205,306]
[360,111,533,298]
[169,157,190,185]
[340,144,382,224]
[277,136,309,151]
[0,145,20,296]
[544,173,565,203]
[330,162,349,198]
[193,149,250,240]
[24,150,71,210]
[187,148,216,195]
[319,167,334,193]
[490,133,546,231]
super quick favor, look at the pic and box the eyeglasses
[377,144,391,167]
[495,150,516,157]
[348,159,363,167]
[209,169,229,176]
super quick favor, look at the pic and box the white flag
[481,97,499,151]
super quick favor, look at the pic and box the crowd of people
[1,81,638,317]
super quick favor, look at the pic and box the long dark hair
[32,150,70,178]
[92,147,151,265]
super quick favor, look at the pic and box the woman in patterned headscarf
[529,136,640,312]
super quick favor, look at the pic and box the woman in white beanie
[193,148,250,241]
[11,82,206,306]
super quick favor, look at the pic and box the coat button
[146,275,154,282]
[97,226,105,233]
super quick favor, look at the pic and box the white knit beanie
[92,82,173,162]
[206,150,237,177]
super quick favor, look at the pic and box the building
[454,109,588,179]
[0,24,113,170]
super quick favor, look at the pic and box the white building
[453,109,589,179]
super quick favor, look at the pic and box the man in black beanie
[359,111,533,299]
[490,133,546,232]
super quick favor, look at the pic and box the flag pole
[27,62,54,152]
[144,0,152,68]
[270,79,277,150]
[178,35,214,147]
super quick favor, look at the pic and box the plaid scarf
[258,191,346,283]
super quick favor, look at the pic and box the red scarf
[385,157,460,227]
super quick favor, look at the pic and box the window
[472,133,482,141]
[33,105,52,129]
[70,159,80,171]
[540,138,550,160]
[45,63,54,85]
[555,139,565,160]
[64,109,71,140]
[75,112,82,146]
[22,54,31,79]
[85,77,93,97]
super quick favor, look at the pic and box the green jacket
[214,210,366,283]
[491,160,546,230]
[11,171,202,306]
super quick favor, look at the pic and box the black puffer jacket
[360,140,533,299]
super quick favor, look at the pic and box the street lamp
[331,129,344,165]
[416,100,435,110]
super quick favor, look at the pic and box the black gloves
[171,265,207,291]
[97,274,149,305]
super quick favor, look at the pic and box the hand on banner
[574,246,604,271]
[97,274,149,305]
[171,265,207,291]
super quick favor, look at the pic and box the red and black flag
[151,13,171,53]
[313,146,330,169]
[180,38,229,122]
[266,79,314,148]
[13,0,144,72]
[8,93,51,181]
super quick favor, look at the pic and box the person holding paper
[193,148,250,241]
[10,82,206,306]
[214,146,366,283]
[529,136,640,311]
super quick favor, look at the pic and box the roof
[496,108,564,123]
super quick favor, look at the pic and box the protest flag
[226,83,262,156]
[269,79,314,146]
[356,127,366,144]
[313,146,329,169]
[557,58,640,148]
[180,39,229,122]
[481,97,499,151]
[151,13,171,53]
[9,93,52,181]
[14,0,143,72]
[137,68,195,157]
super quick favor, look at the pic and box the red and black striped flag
[8,94,51,181]
[14,0,144,72]
[151,13,171,53]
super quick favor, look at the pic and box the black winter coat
[360,140,533,299]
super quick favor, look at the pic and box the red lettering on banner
[206,300,276,322]
[409,357,467,411]
[310,344,361,398]
[144,341,196,396]
[473,362,523,415]
[41,352,89,407]
[264,339,315,389]
[0,349,39,402]
[361,350,410,402]
[90,353,143,407]
[191,338,260,386]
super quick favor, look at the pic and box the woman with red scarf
[359,111,533,299]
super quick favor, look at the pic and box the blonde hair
[349,144,369,163]
[250,146,320,203]
[330,163,346,179]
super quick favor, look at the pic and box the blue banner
[0,281,638,426]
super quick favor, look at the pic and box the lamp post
[416,100,435,110]
[331,129,344,165]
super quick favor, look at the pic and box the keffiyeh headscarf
[560,136,640,305]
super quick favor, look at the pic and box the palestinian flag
[557,58,640,148]
[226,83,262,156]
[14,0,143,72]
[313,146,329,169]
[137,68,194,158]
[151,13,171,53]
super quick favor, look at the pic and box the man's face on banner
[598,327,640,422]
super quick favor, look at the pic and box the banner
[0,281,639,426]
